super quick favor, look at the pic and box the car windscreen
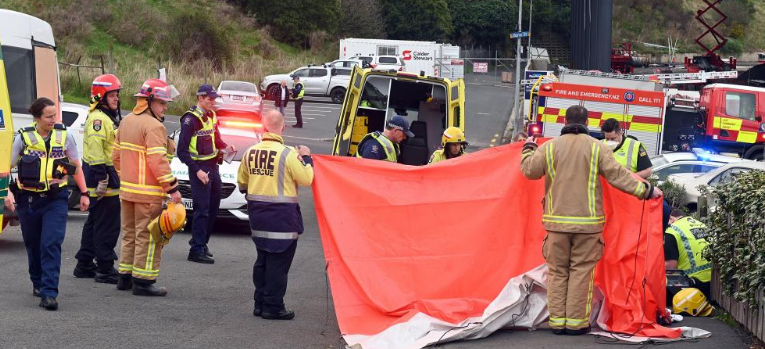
[220,81,257,93]
[218,132,260,161]
[378,57,398,64]
[649,156,668,167]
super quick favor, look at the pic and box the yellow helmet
[673,288,714,317]
[442,127,467,146]
[148,202,187,246]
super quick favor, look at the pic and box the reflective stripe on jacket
[112,111,178,203]
[186,107,218,161]
[16,123,68,192]
[521,124,651,233]
[666,216,711,282]
[237,132,314,252]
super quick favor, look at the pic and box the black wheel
[266,84,280,101]
[330,88,346,104]
[67,186,80,209]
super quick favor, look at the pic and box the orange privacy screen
[312,142,679,338]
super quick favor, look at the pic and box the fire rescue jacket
[666,216,711,283]
[186,106,218,161]
[83,108,120,197]
[294,82,304,99]
[356,131,398,162]
[16,123,69,192]
[609,137,642,173]
[428,148,464,164]
[237,133,314,253]
[112,110,178,204]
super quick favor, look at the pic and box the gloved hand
[95,175,109,198]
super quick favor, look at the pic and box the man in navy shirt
[177,84,235,264]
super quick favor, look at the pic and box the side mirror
[331,68,337,76]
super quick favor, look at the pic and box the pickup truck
[260,65,351,104]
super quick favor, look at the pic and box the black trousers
[75,195,120,269]
[294,99,303,126]
[253,240,297,313]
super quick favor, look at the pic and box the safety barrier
[711,267,765,341]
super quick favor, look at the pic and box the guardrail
[711,267,765,341]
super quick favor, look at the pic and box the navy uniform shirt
[177,107,228,174]
[357,137,387,160]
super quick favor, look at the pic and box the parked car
[650,151,747,184]
[325,59,362,69]
[216,80,263,115]
[170,123,262,225]
[370,55,405,71]
[260,65,351,104]
[666,161,765,211]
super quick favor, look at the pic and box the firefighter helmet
[441,127,467,146]
[672,288,714,317]
[134,79,179,102]
[91,74,122,101]
[148,202,186,246]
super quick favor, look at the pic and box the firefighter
[521,105,662,335]
[664,209,711,300]
[4,97,90,310]
[177,84,234,264]
[73,74,123,283]
[600,118,653,179]
[429,127,468,164]
[113,79,181,296]
[291,75,304,128]
[237,109,314,320]
[356,115,414,162]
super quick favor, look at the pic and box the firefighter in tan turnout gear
[113,79,182,296]
[520,106,663,335]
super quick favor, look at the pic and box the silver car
[216,81,263,115]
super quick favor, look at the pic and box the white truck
[260,65,351,104]
[339,38,463,79]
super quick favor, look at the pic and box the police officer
[429,127,468,164]
[237,109,314,320]
[521,106,662,335]
[177,84,234,264]
[291,75,304,128]
[664,209,711,300]
[73,74,123,284]
[601,118,653,179]
[357,115,414,162]
[4,97,90,310]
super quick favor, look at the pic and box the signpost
[511,31,530,39]
[473,62,488,73]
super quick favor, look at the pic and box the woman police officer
[4,97,90,311]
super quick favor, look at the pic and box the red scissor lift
[685,0,737,73]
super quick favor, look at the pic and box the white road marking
[477,112,490,115]
[282,135,334,142]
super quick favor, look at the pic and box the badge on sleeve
[93,119,102,131]
[183,116,191,125]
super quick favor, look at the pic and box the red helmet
[91,74,122,100]
[134,79,177,102]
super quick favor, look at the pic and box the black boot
[132,281,168,297]
[253,302,262,317]
[39,296,58,311]
[116,274,133,291]
[73,260,97,278]
[261,308,295,320]
[33,287,41,297]
[95,265,119,284]
[188,252,215,264]
[204,245,213,258]
[565,326,591,335]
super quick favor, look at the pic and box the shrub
[701,171,765,308]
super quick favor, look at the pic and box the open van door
[0,38,15,234]
[448,78,465,130]
[33,42,61,122]
[332,65,365,156]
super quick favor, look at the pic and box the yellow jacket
[237,133,313,202]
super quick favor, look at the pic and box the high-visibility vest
[429,149,447,164]
[609,137,641,172]
[187,107,218,161]
[356,131,398,162]
[16,123,69,192]
[295,82,305,99]
[666,216,711,282]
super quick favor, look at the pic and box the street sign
[510,31,530,39]
[473,62,488,73]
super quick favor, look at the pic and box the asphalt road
[0,82,751,349]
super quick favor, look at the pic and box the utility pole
[512,0,523,139]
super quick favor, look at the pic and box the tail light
[398,67,403,71]
[370,64,377,68]
[541,84,553,91]
[220,120,263,130]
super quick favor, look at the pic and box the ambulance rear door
[332,66,366,156]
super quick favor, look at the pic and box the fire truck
[526,69,765,160]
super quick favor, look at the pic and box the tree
[339,0,387,39]
[379,0,453,41]
[449,0,514,47]
[244,0,340,46]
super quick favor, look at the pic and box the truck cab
[332,66,465,166]
[698,84,765,160]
